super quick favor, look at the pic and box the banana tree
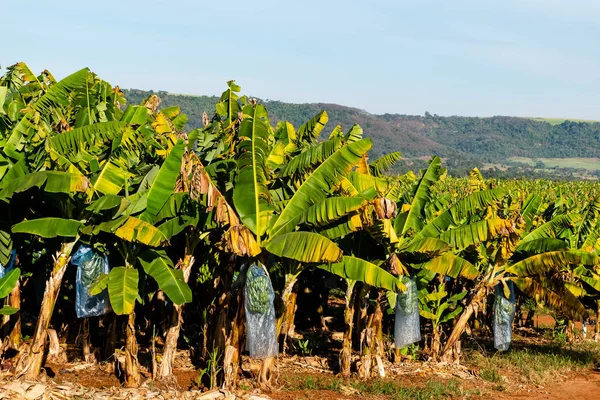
[423,191,600,360]
[2,171,89,379]
[44,77,205,384]
[389,163,513,360]
[235,107,371,384]
[79,138,195,386]
[296,150,411,376]
[1,63,195,383]
[2,165,191,383]
[415,271,467,361]
[193,83,402,385]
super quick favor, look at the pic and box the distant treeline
[123,89,600,179]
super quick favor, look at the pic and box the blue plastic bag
[72,245,112,318]
[0,249,17,279]
[244,263,278,358]
[493,282,516,351]
[395,277,421,349]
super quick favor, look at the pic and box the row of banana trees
[0,63,598,388]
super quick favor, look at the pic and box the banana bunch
[496,297,515,325]
[246,265,272,314]
[81,253,105,287]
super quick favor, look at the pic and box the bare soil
[499,371,600,400]
[1,357,599,399]
[2,304,598,399]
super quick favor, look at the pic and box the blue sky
[3,0,599,119]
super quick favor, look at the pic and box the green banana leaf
[369,152,402,177]
[0,231,12,266]
[265,231,342,263]
[48,121,127,155]
[114,217,167,247]
[418,253,479,280]
[89,273,109,296]
[296,110,328,142]
[232,104,273,237]
[521,193,542,231]
[399,156,442,236]
[0,306,19,315]
[0,171,88,201]
[86,194,126,214]
[410,188,505,242]
[138,250,192,304]
[300,196,367,228]
[511,277,587,320]
[108,267,138,315]
[12,218,82,238]
[506,250,600,276]
[269,138,372,238]
[0,268,20,298]
[515,238,569,254]
[344,124,363,143]
[439,217,512,250]
[280,138,342,177]
[520,214,581,244]
[31,68,90,115]
[93,161,129,195]
[142,140,185,219]
[319,256,402,292]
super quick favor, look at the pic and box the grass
[281,375,477,399]
[528,117,600,125]
[465,340,600,384]
[280,339,600,398]
[508,156,600,171]
[283,375,341,391]
[480,368,503,383]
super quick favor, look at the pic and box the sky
[3,0,600,119]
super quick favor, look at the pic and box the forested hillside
[124,89,600,178]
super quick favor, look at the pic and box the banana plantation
[0,63,599,398]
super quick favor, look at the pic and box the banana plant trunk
[358,313,374,379]
[276,273,299,353]
[353,284,369,349]
[525,308,535,328]
[22,241,76,380]
[223,289,245,389]
[158,255,195,380]
[259,356,275,387]
[340,280,356,376]
[358,298,384,380]
[441,283,487,362]
[82,318,92,362]
[431,324,442,362]
[595,301,600,342]
[5,280,21,349]
[372,302,385,378]
[124,311,141,388]
[103,314,117,361]
[566,320,575,343]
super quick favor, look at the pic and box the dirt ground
[15,352,596,400]
[1,309,598,399]
[500,371,600,400]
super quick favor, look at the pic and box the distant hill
[123,89,600,179]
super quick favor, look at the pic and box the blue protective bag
[244,263,278,358]
[493,282,516,351]
[72,245,112,318]
[395,277,421,348]
[0,249,17,279]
